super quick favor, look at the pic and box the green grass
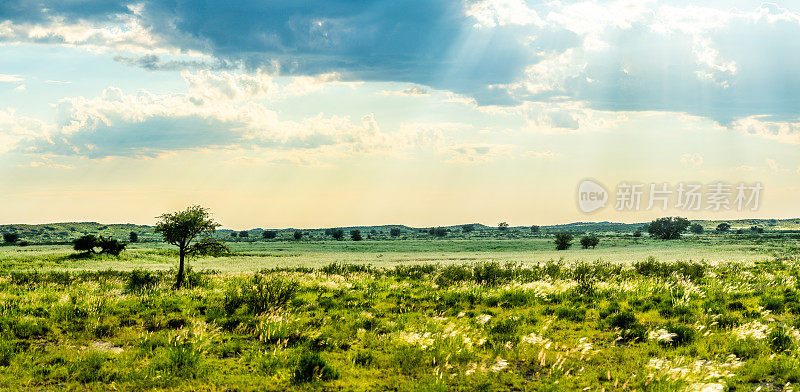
[0,234,798,390]
[1,234,796,272]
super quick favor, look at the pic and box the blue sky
[0,0,798,228]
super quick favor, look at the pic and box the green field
[0,232,799,391]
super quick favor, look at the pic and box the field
[0,233,799,391]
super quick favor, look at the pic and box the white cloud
[680,152,703,168]
[0,109,53,153]
[379,86,429,96]
[0,74,24,82]
[729,116,800,144]
[446,143,514,163]
[13,84,26,92]
[466,0,543,28]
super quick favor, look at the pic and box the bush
[226,275,298,315]
[554,232,573,250]
[293,350,339,383]
[129,232,139,242]
[73,234,98,253]
[3,233,19,243]
[462,224,475,233]
[97,236,126,256]
[689,224,703,234]
[262,230,277,239]
[126,269,159,292]
[716,223,731,232]
[350,230,362,241]
[238,230,249,238]
[770,326,794,353]
[647,217,691,239]
[429,227,448,237]
[580,235,599,249]
[293,231,303,240]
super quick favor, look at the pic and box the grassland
[0,232,799,391]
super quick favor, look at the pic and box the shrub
[647,217,691,239]
[226,275,298,315]
[580,235,599,249]
[462,224,475,233]
[429,227,448,237]
[97,236,126,256]
[554,232,573,250]
[770,326,794,353]
[330,229,344,241]
[129,231,139,242]
[73,234,98,253]
[350,230,362,241]
[716,223,731,232]
[632,230,642,237]
[126,269,159,292]
[498,222,509,231]
[293,231,303,240]
[293,350,339,383]
[390,228,402,237]
[2,233,19,243]
[262,230,277,239]
[689,224,703,234]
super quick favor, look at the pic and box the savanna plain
[0,222,799,391]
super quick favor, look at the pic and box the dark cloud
[6,1,800,123]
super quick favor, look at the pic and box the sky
[0,0,799,229]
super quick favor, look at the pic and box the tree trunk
[176,247,185,289]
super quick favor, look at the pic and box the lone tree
[330,229,344,241]
[647,217,691,240]
[530,225,540,234]
[689,223,704,234]
[580,235,599,249]
[155,206,220,289]
[3,233,19,243]
[498,222,509,231]
[716,223,731,232]
[129,231,139,242]
[554,232,573,250]
[350,230,362,241]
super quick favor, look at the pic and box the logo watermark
[577,180,763,213]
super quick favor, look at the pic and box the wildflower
[648,328,677,343]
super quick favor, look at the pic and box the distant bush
[498,222,509,231]
[647,217,691,239]
[390,228,401,237]
[3,233,19,243]
[238,230,249,238]
[554,232,573,250]
[262,231,277,239]
[580,235,599,249]
[293,231,303,240]
[716,223,731,232]
[73,235,99,253]
[189,238,230,257]
[632,230,642,237]
[350,230,362,241]
[429,227,448,237]
[461,224,474,233]
[530,225,540,233]
[330,229,344,241]
[129,231,138,242]
[230,232,237,238]
[73,235,126,256]
[689,223,703,234]
[750,226,764,234]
